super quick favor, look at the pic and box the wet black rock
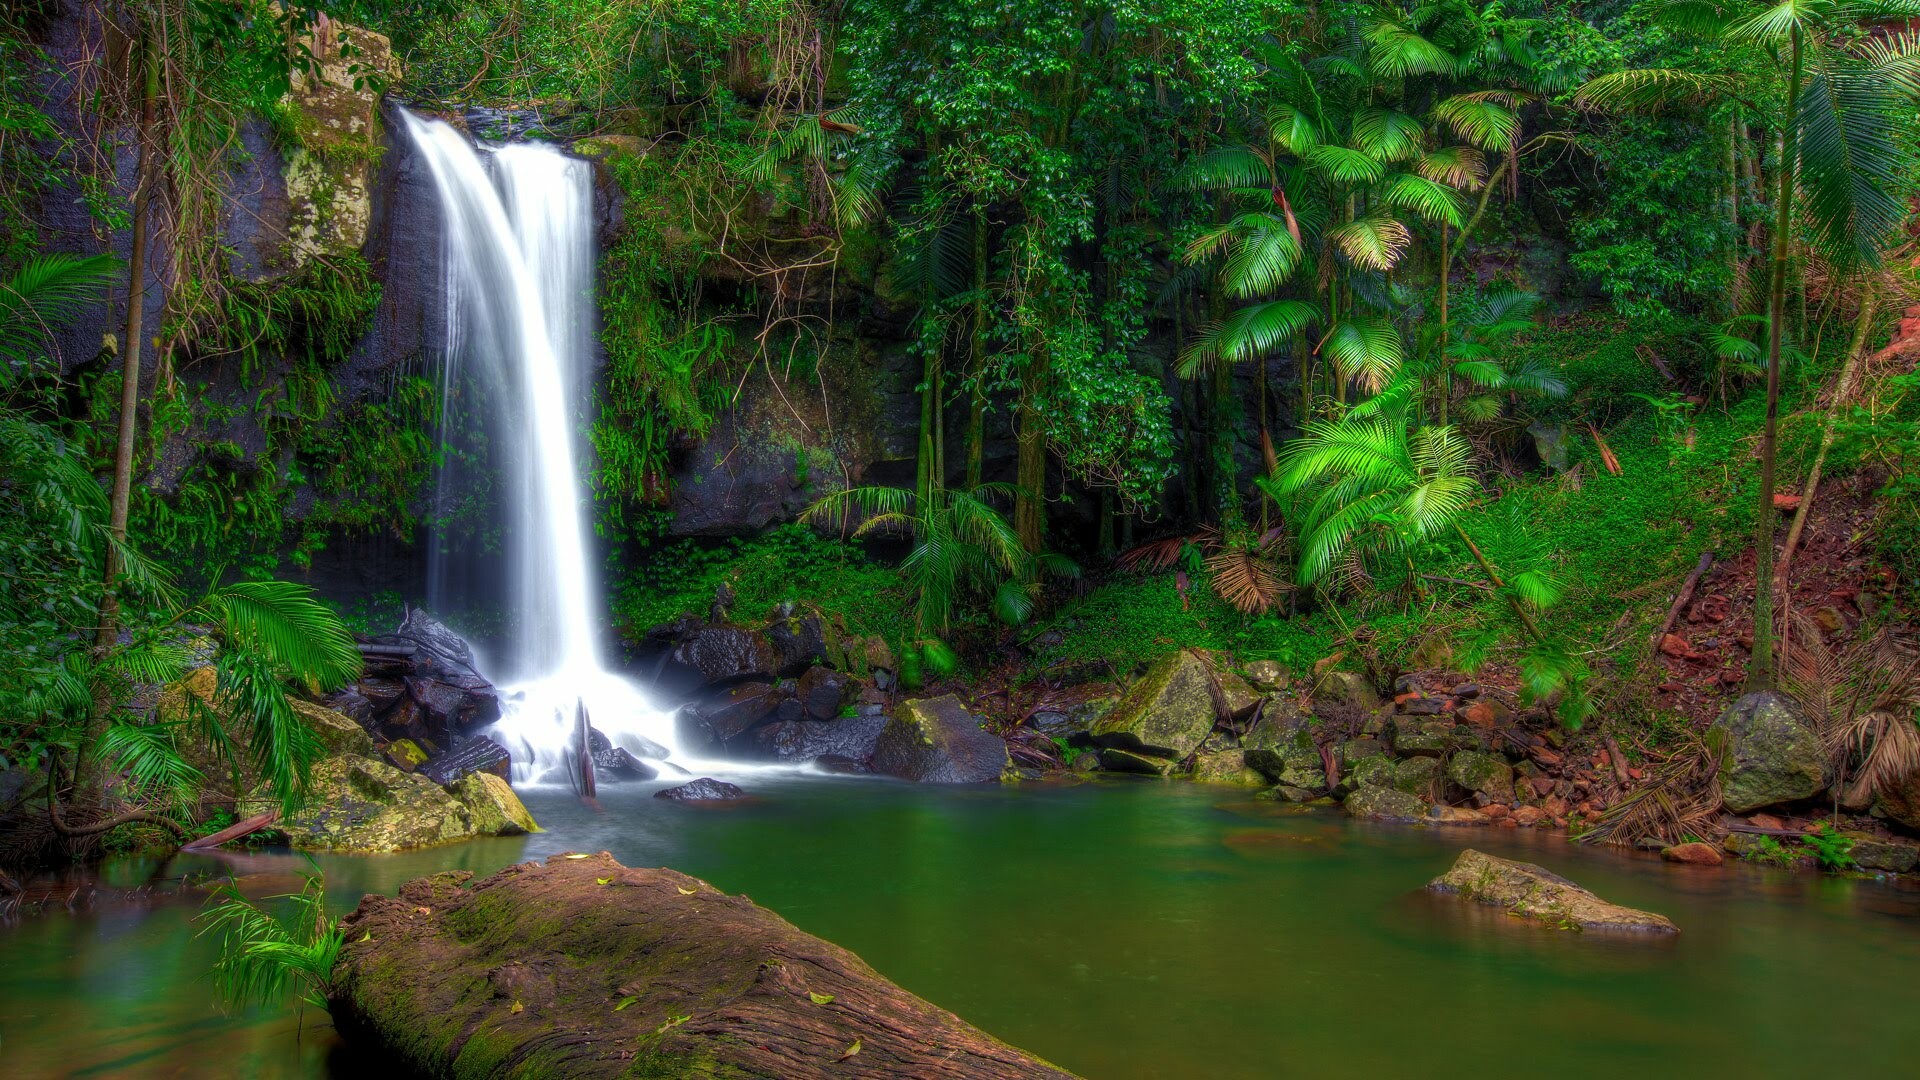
[872,696,1010,784]
[419,737,512,787]
[748,714,887,766]
[655,778,746,802]
[796,666,852,721]
[682,682,786,745]
[669,626,781,684]
[593,747,659,782]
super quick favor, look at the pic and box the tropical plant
[0,253,120,383]
[805,483,1078,635]
[1579,1,1920,690]
[1782,616,1920,810]
[198,866,343,1014]
[1803,824,1857,872]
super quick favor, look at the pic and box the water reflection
[1,779,1916,1079]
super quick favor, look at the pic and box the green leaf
[808,991,836,1005]
[615,996,638,1011]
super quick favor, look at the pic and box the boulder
[1875,769,1920,832]
[447,772,539,836]
[1028,695,1117,741]
[1391,756,1442,796]
[383,739,429,772]
[684,682,785,745]
[1429,850,1678,933]
[1661,842,1724,866]
[1212,671,1261,721]
[1344,784,1428,821]
[1088,651,1217,759]
[1847,834,1919,873]
[1244,659,1290,692]
[419,737,512,787]
[266,755,530,853]
[656,778,747,802]
[1713,691,1828,812]
[1242,712,1326,791]
[1190,749,1264,786]
[670,626,782,684]
[1390,718,1460,757]
[292,699,374,757]
[872,696,1011,784]
[751,714,888,765]
[796,666,853,720]
[592,747,659,782]
[1100,747,1177,776]
[766,611,838,676]
[1446,751,1515,803]
[327,854,1075,1079]
[1313,670,1380,711]
[1343,754,1396,793]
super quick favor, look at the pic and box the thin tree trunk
[1724,111,1741,319]
[1437,224,1450,426]
[1014,354,1047,554]
[1781,281,1879,573]
[965,206,987,488]
[1749,28,1804,693]
[1453,522,1546,644]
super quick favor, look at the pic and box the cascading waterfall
[404,111,683,783]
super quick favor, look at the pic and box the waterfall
[403,111,682,782]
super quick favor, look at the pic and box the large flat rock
[328,853,1074,1079]
[1427,849,1678,934]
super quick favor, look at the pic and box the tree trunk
[1748,28,1804,693]
[965,206,988,488]
[1014,353,1048,554]
[1781,281,1879,573]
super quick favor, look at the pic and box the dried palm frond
[1784,615,1920,808]
[1204,547,1292,615]
[1116,526,1221,573]
[1582,727,1727,848]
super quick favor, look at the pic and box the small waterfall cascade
[404,111,682,783]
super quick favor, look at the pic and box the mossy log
[328,852,1075,1079]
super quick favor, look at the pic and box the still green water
[3,777,1918,1078]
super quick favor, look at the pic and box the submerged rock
[655,777,746,802]
[1190,748,1264,786]
[1713,691,1828,812]
[1427,849,1678,934]
[1847,834,1919,873]
[872,695,1011,784]
[1089,651,1217,759]
[327,854,1076,1078]
[1100,747,1178,776]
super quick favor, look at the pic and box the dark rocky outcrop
[656,778,747,802]
[1427,849,1678,934]
[872,696,1010,784]
[592,747,659,782]
[750,715,888,767]
[327,854,1075,1078]
[418,736,512,787]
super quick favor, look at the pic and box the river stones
[591,746,658,782]
[1190,749,1264,786]
[1089,651,1217,759]
[1447,751,1515,803]
[1243,711,1325,790]
[1345,784,1428,821]
[872,695,1011,784]
[670,625,783,684]
[1428,849,1678,934]
[1312,670,1381,711]
[1713,691,1828,812]
[327,854,1077,1079]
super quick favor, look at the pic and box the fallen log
[1655,551,1715,647]
[328,853,1076,1079]
[181,810,279,851]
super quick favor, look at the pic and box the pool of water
[4,776,1918,1078]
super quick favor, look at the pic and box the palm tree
[0,253,120,384]
[1579,2,1920,690]
[805,482,1077,636]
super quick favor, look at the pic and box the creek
[3,779,1917,1078]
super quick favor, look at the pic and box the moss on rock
[1089,651,1217,759]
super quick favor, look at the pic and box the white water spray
[404,112,682,782]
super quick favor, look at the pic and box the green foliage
[610,523,914,646]
[1802,825,1857,873]
[198,866,343,1012]
[1737,834,1798,866]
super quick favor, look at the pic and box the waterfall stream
[403,111,684,782]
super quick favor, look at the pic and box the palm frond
[1795,60,1910,269]
[1574,68,1729,112]
[0,253,119,376]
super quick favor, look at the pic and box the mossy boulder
[1343,754,1396,792]
[448,772,539,836]
[1089,651,1217,759]
[1447,751,1515,803]
[327,854,1075,1079]
[289,699,374,757]
[1189,749,1264,786]
[872,695,1010,784]
[1345,784,1428,821]
[266,755,534,853]
[1846,834,1919,873]
[1713,691,1828,813]
[1390,718,1460,757]
[1427,849,1678,934]
[1101,747,1178,776]
[1391,756,1443,796]
[1243,713,1327,792]
[1874,769,1920,832]
[1313,670,1381,711]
